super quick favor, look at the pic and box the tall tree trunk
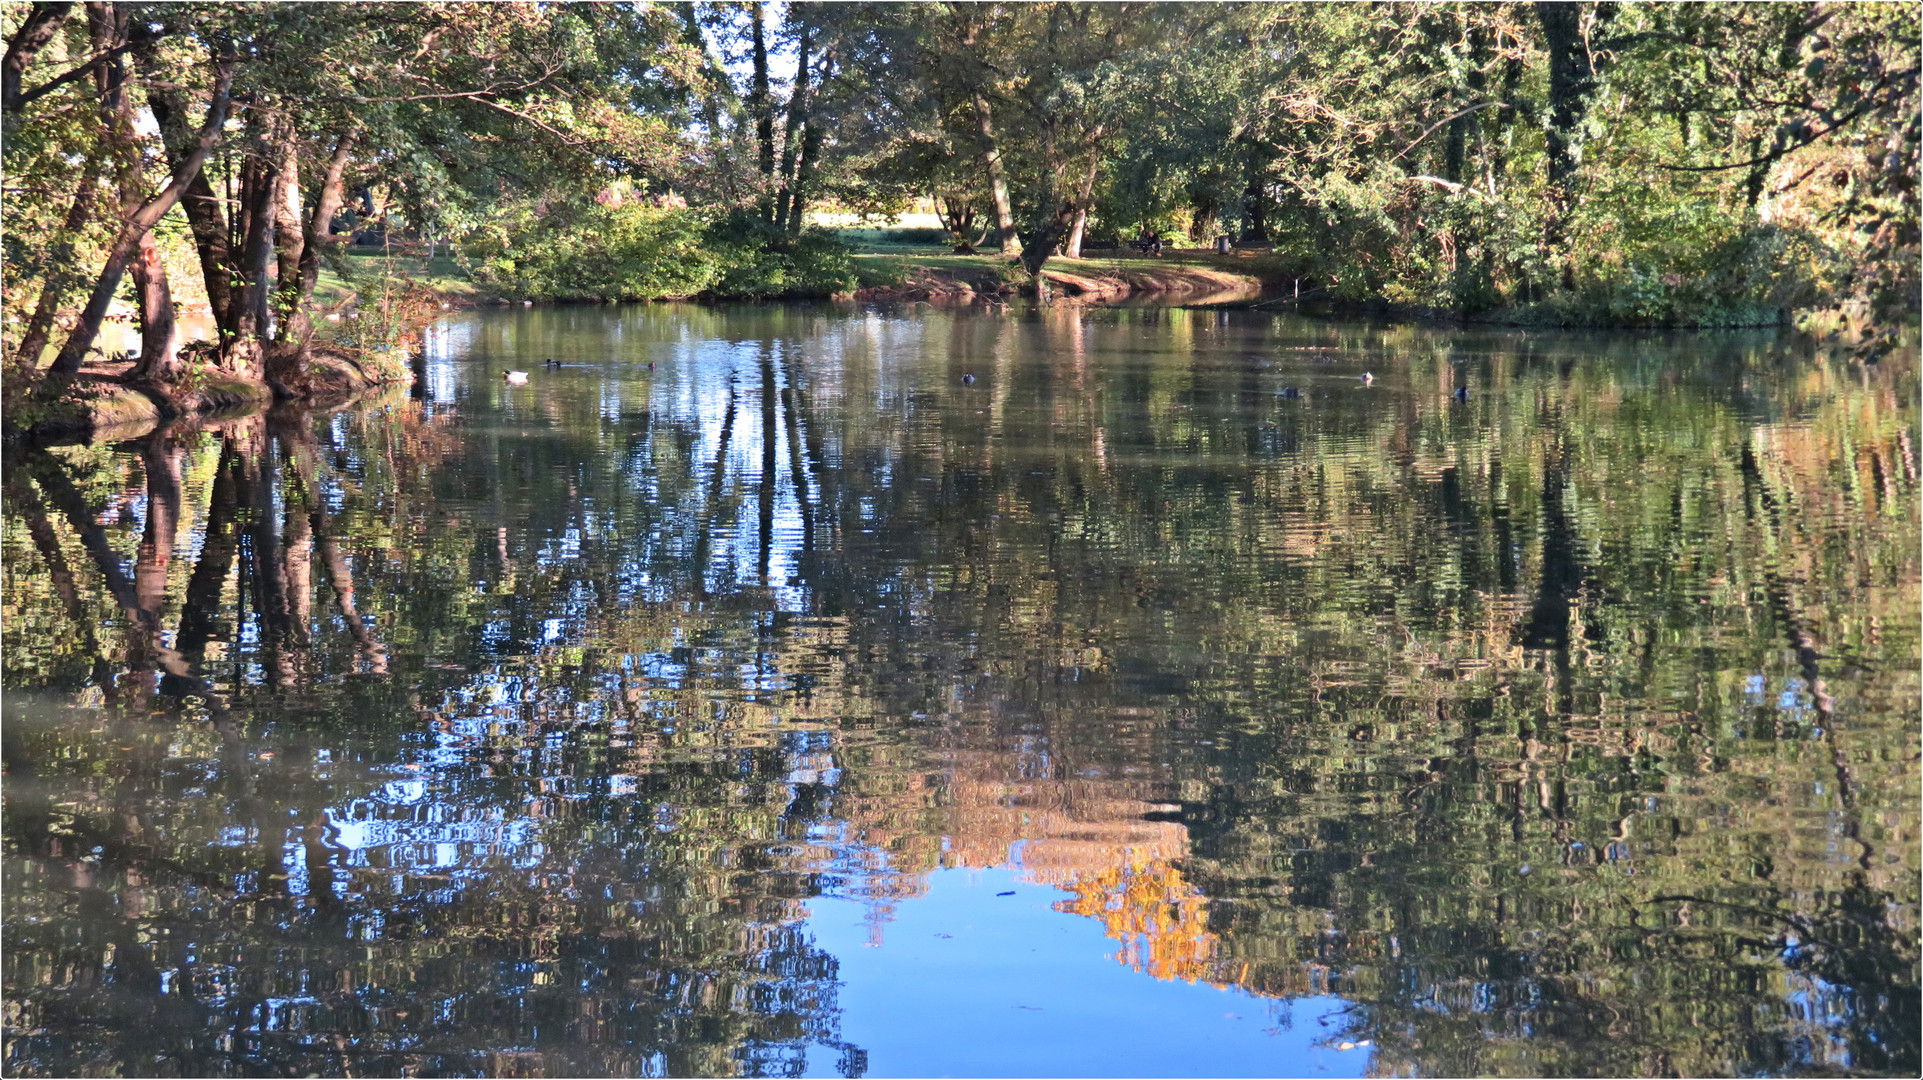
[787,73,829,238]
[1536,1,1615,191]
[774,25,812,233]
[127,229,180,380]
[972,91,1022,258]
[97,3,179,382]
[1536,0,1617,287]
[14,160,101,370]
[46,55,234,377]
[750,3,775,222]
[264,131,308,396]
[281,130,352,351]
[225,114,283,383]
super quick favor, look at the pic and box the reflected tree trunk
[693,379,739,601]
[6,476,105,675]
[172,436,243,690]
[759,346,778,583]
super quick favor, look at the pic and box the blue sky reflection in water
[2,302,1917,1078]
[799,867,1366,1078]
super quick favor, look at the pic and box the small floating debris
[995,890,1015,896]
[1361,372,1375,385]
[1281,386,1301,400]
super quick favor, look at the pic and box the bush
[467,200,725,301]
[704,213,861,298]
[467,201,859,301]
[880,226,948,244]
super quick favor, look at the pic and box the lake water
[4,303,1917,1077]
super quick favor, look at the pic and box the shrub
[467,201,724,301]
[467,201,858,301]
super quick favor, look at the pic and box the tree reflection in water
[3,305,1917,1077]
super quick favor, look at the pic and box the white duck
[503,370,529,385]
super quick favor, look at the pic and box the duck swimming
[1453,386,1469,402]
[961,373,976,385]
[504,370,529,385]
[1281,386,1301,400]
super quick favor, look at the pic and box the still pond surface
[3,303,1918,1077]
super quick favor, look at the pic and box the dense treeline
[2,2,1917,410]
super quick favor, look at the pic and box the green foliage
[464,200,860,302]
[467,197,722,301]
[703,212,862,299]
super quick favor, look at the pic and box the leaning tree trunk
[148,88,236,337]
[973,90,1023,259]
[46,56,234,377]
[14,161,101,370]
[1,1,73,135]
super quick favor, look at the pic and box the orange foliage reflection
[1056,861,1223,986]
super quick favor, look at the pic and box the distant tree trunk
[46,55,233,377]
[1191,193,1218,249]
[1239,143,1271,243]
[1063,154,1101,258]
[1242,176,1269,244]
[936,193,979,253]
[788,46,834,239]
[679,2,741,203]
[1020,197,1077,297]
[972,91,1023,259]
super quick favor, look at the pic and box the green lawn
[314,248,493,309]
